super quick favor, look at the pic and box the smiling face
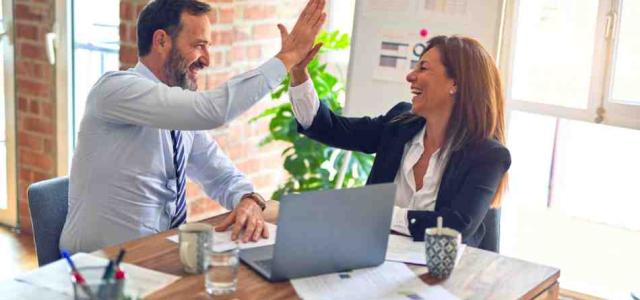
[163,12,211,91]
[406,47,456,117]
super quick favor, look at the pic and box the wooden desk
[94,213,560,300]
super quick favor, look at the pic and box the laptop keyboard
[255,259,273,274]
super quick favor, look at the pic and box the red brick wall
[119,0,306,220]
[15,0,57,233]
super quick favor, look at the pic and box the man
[60,0,326,253]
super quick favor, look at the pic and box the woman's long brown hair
[418,35,508,208]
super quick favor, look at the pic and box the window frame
[499,0,639,130]
[54,0,72,176]
[0,0,18,227]
[601,0,640,129]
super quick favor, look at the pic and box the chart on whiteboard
[362,0,475,83]
[345,0,502,116]
[373,29,428,83]
[363,0,469,17]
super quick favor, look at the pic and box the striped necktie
[170,130,187,228]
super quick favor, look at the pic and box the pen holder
[71,266,125,300]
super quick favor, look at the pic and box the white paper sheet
[15,252,179,298]
[291,261,460,300]
[385,234,466,266]
[167,222,277,252]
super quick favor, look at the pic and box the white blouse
[289,79,449,235]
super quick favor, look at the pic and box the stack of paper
[385,234,466,266]
[167,222,277,251]
[291,261,460,300]
[15,253,179,298]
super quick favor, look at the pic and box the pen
[97,260,115,298]
[114,249,127,268]
[101,260,115,280]
[61,250,96,300]
[113,249,127,298]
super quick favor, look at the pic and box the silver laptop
[240,183,396,282]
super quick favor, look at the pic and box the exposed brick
[219,8,234,24]
[211,29,235,46]
[119,24,128,42]
[18,97,28,111]
[19,43,46,60]
[15,3,44,22]
[233,26,251,42]
[19,150,54,172]
[207,9,218,24]
[17,79,50,98]
[31,171,51,182]
[15,61,45,79]
[252,23,279,39]
[43,138,55,154]
[29,101,40,114]
[120,2,132,21]
[22,116,54,135]
[243,5,277,20]
[247,45,262,60]
[229,45,246,61]
[16,23,38,40]
[19,169,32,182]
[40,102,54,119]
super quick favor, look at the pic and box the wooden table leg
[532,281,559,300]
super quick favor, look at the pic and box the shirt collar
[410,124,427,148]
[132,61,162,83]
[408,124,448,158]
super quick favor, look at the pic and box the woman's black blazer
[298,101,511,248]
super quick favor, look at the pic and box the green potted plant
[252,30,374,200]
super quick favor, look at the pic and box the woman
[288,35,511,250]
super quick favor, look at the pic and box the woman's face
[406,48,456,117]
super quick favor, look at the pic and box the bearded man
[60,0,326,253]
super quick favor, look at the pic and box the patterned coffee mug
[424,227,461,279]
[179,223,212,274]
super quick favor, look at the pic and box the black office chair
[478,208,501,253]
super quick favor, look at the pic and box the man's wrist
[241,192,266,211]
[275,52,297,72]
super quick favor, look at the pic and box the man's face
[163,12,212,91]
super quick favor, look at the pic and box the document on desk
[15,252,179,298]
[167,222,277,252]
[386,234,466,266]
[291,261,460,300]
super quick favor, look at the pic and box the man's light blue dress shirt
[60,58,286,253]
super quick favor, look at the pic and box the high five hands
[276,0,326,72]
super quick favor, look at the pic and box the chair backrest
[27,177,69,266]
[478,208,501,252]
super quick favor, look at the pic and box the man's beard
[163,46,199,91]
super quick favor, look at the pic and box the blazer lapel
[368,118,425,184]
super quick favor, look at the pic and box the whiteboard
[344,0,505,117]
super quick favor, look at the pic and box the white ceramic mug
[178,223,212,274]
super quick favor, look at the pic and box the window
[500,0,640,297]
[0,0,17,226]
[71,0,120,147]
[504,0,639,129]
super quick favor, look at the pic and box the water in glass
[205,247,239,295]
